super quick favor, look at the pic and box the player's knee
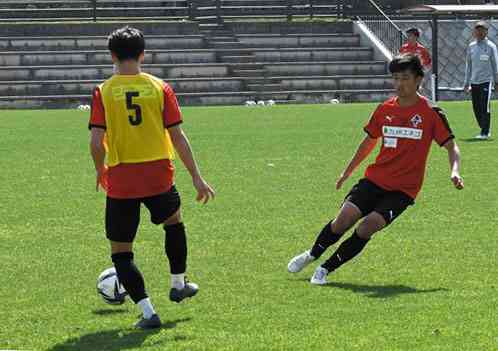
[356,213,386,239]
[330,218,349,235]
[332,203,362,234]
[163,209,182,226]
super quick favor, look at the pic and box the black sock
[321,231,369,272]
[309,220,342,259]
[111,252,147,304]
[164,222,187,274]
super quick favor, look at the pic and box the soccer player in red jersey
[287,54,463,285]
[399,28,432,72]
[89,27,215,328]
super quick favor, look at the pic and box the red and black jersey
[399,42,432,69]
[363,95,454,199]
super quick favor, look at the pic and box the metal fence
[356,0,405,56]
[1,0,490,23]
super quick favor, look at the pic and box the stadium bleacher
[0,0,395,108]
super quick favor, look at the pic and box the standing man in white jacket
[464,21,498,140]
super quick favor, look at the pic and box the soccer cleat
[287,250,315,273]
[310,266,329,285]
[169,280,199,303]
[135,314,161,329]
[475,134,486,140]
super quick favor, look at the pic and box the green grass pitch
[1,102,497,350]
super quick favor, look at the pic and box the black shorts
[105,185,181,243]
[345,178,414,225]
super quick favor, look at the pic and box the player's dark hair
[406,27,420,37]
[389,54,424,78]
[108,26,145,61]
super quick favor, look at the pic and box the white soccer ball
[77,104,91,111]
[96,267,127,305]
[330,99,340,104]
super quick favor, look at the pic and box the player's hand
[451,172,464,190]
[465,85,471,94]
[96,165,108,192]
[336,172,349,190]
[193,176,215,204]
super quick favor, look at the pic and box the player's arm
[168,125,215,204]
[490,43,498,90]
[88,86,107,192]
[443,139,464,190]
[336,135,378,190]
[90,128,107,191]
[423,47,432,69]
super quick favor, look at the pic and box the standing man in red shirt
[287,54,463,285]
[399,28,432,72]
[89,26,215,329]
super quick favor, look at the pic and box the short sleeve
[163,83,183,128]
[88,86,106,130]
[432,107,454,146]
[421,47,432,67]
[363,104,384,138]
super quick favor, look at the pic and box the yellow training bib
[99,73,175,166]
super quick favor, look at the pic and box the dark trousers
[471,82,492,135]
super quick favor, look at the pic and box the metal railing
[356,0,405,56]
[0,0,488,23]
[0,0,346,22]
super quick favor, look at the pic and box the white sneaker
[475,134,485,140]
[287,250,315,273]
[310,266,329,285]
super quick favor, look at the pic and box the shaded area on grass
[92,308,128,316]
[49,318,191,351]
[325,281,448,298]
[459,137,494,142]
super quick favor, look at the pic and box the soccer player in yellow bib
[89,26,215,329]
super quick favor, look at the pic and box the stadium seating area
[0,0,394,108]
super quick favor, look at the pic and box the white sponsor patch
[382,126,423,140]
[480,54,490,61]
[384,137,398,148]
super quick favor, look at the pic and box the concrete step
[0,61,387,81]
[0,21,199,36]
[0,7,189,19]
[246,83,282,91]
[220,55,257,63]
[0,77,247,95]
[0,89,394,108]
[210,41,244,49]
[0,35,205,51]
[236,34,361,48]
[0,63,231,81]
[0,49,219,66]
[260,61,387,76]
[205,36,237,41]
[0,1,188,9]
[231,69,266,77]
[251,48,373,63]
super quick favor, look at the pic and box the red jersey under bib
[363,96,454,199]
